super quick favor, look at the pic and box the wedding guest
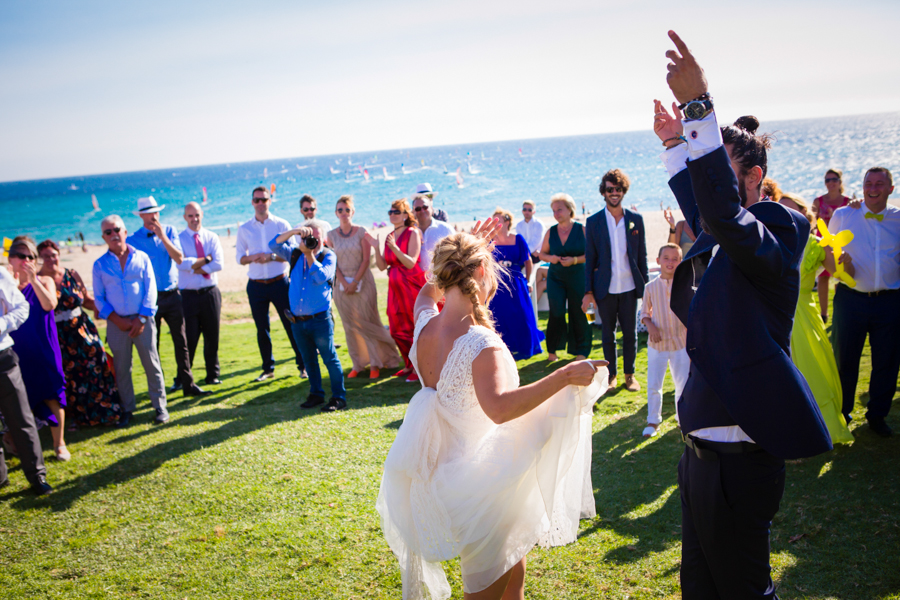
[299,194,332,236]
[236,186,306,382]
[413,182,449,222]
[656,31,831,599]
[538,193,591,361]
[813,169,852,323]
[37,240,122,427]
[761,177,783,202]
[127,197,207,397]
[365,199,426,382]
[271,220,347,412]
[516,199,546,263]
[177,202,224,385]
[664,207,695,255]
[829,167,900,437]
[7,237,69,460]
[490,208,545,360]
[777,194,853,444]
[640,243,689,438]
[582,169,648,391]
[377,222,608,600]
[412,194,454,273]
[0,265,53,495]
[326,196,400,379]
[94,216,169,426]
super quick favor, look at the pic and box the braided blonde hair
[430,232,501,330]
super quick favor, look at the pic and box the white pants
[646,346,690,425]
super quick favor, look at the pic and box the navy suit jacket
[584,207,648,301]
[670,146,832,460]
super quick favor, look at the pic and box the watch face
[684,101,706,120]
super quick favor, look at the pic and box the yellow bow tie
[865,212,884,222]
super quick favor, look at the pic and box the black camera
[303,235,319,249]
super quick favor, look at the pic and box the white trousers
[646,346,690,425]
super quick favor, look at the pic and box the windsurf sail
[202,187,208,204]
[91,194,100,211]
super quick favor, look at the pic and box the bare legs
[43,399,68,460]
[818,274,830,322]
[464,557,526,600]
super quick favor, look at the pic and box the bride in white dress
[377,220,609,600]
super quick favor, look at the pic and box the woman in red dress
[365,199,426,383]
[811,168,851,323]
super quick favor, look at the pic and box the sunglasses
[336,207,351,213]
[252,197,269,204]
[11,252,35,261]
[301,207,316,212]
[522,207,533,212]
[825,177,840,183]
[387,209,402,215]
[103,227,122,236]
[603,185,623,194]
[414,206,430,212]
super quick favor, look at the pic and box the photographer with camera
[270,219,346,412]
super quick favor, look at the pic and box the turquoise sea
[2,112,899,244]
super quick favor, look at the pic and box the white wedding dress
[376,309,608,599]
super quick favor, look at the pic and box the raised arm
[363,232,388,271]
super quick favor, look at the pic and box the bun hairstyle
[391,198,417,228]
[721,115,774,180]
[429,232,501,330]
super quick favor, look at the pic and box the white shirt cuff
[683,112,723,161]
[660,143,689,179]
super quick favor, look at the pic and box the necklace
[337,225,355,238]
[393,225,406,233]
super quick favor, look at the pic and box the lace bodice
[410,309,519,418]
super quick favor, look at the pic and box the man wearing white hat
[127,196,208,397]
[414,183,449,222]
[412,184,453,273]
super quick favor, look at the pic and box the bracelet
[669,228,676,234]
[677,92,710,111]
[662,136,687,147]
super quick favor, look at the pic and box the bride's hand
[471,217,502,243]
[564,359,608,387]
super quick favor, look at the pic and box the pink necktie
[194,233,211,279]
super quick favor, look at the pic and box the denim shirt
[93,246,158,319]
[269,236,335,316]
[127,225,182,292]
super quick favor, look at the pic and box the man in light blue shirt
[94,214,169,425]
[126,196,206,397]
[270,219,346,412]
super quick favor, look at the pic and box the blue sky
[2,0,898,182]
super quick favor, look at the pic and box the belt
[283,309,329,324]
[181,286,216,295]
[158,289,179,298]
[841,285,899,298]
[251,274,286,285]
[54,306,82,322]
[683,434,761,461]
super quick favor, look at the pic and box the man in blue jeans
[270,219,346,412]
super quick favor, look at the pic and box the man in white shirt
[516,200,545,263]
[178,202,225,386]
[0,268,52,495]
[236,186,306,382]
[582,169,648,392]
[829,167,900,437]
[413,195,454,273]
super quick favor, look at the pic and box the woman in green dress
[780,193,854,444]
[537,193,591,361]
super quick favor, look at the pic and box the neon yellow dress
[791,236,854,444]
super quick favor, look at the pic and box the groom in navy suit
[657,32,832,599]
[582,169,648,391]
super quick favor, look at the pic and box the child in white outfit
[640,244,690,437]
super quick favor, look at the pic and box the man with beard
[656,31,831,599]
[582,168,648,391]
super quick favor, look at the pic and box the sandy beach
[42,209,680,295]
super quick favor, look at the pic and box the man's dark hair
[720,116,773,180]
[600,169,630,195]
[300,194,317,208]
[865,166,894,186]
[251,185,268,198]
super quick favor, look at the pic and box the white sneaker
[642,425,659,438]
[55,446,71,461]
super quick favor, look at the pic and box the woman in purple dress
[490,208,545,360]
[6,236,70,461]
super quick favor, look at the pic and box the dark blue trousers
[247,278,304,374]
[832,285,900,421]
[290,312,345,400]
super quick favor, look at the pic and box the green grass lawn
[1,283,898,599]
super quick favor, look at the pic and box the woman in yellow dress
[779,193,854,444]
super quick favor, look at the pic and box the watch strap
[677,92,711,111]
